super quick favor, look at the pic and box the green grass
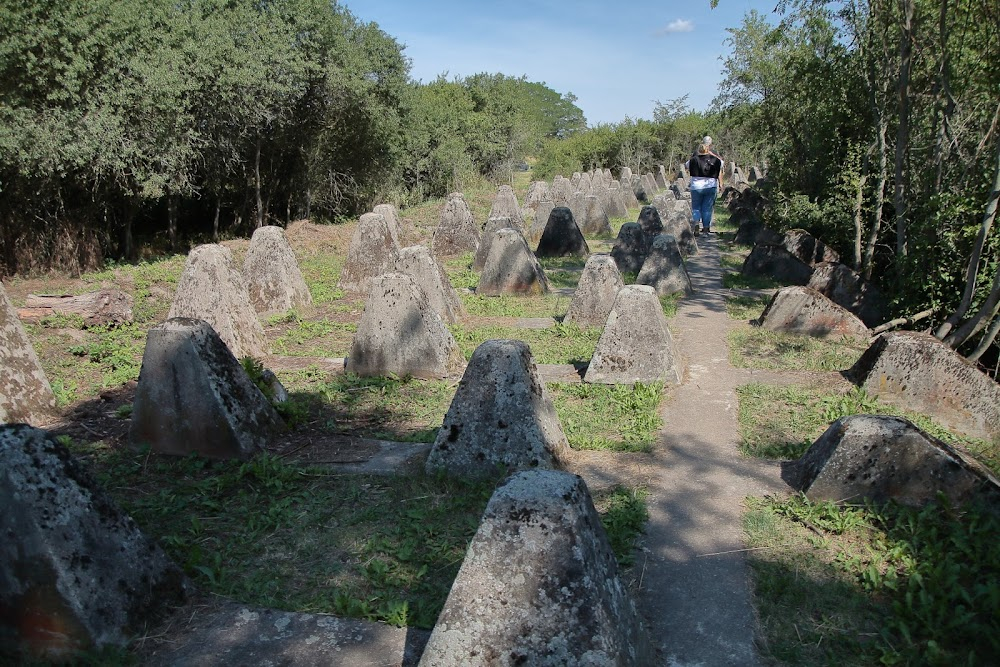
[298,254,345,304]
[270,318,357,357]
[728,325,868,371]
[722,271,782,290]
[550,381,664,452]
[460,293,570,319]
[736,383,994,470]
[595,486,650,567]
[725,295,770,321]
[450,322,600,365]
[744,494,1000,666]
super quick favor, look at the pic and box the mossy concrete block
[394,246,466,325]
[130,318,283,459]
[1,425,188,661]
[788,415,1000,507]
[0,282,56,426]
[757,286,870,338]
[636,234,692,297]
[243,226,312,315]
[477,230,549,296]
[535,207,589,258]
[849,332,1000,442]
[338,212,400,295]
[585,285,682,385]
[168,244,268,359]
[564,255,625,329]
[425,340,568,479]
[418,470,653,666]
[433,193,480,257]
[347,273,465,379]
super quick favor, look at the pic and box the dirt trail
[636,234,788,666]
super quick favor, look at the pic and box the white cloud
[657,19,694,35]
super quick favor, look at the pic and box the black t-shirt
[689,153,722,179]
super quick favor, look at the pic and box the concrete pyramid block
[620,167,633,182]
[757,286,870,338]
[564,255,625,328]
[0,282,56,425]
[347,273,465,379]
[849,332,1000,442]
[373,203,406,247]
[603,184,628,218]
[579,194,613,237]
[243,225,312,315]
[419,470,653,666]
[168,244,267,359]
[577,172,593,193]
[568,190,586,228]
[610,222,647,276]
[637,234,693,296]
[394,245,466,324]
[338,212,400,295]
[788,415,1000,507]
[130,318,284,459]
[488,185,525,233]
[637,206,664,252]
[477,229,549,296]
[808,262,887,327]
[535,207,589,258]
[550,176,573,206]
[523,180,550,215]
[474,216,518,271]
[615,178,640,209]
[528,200,555,244]
[1,425,189,660]
[433,193,480,257]
[585,285,682,385]
[425,340,568,478]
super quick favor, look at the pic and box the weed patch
[729,325,868,371]
[594,486,650,567]
[549,382,664,452]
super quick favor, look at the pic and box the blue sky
[342,0,781,126]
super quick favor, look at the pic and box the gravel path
[637,233,788,666]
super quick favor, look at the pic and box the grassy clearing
[736,383,994,471]
[745,494,1000,666]
[270,317,357,357]
[550,382,664,452]
[450,322,600,365]
[725,295,770,321]
[728,325,868,372]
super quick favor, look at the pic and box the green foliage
[449,323,599,365]
[728,326,868,372]
[66,323,145,389]
[595,486,650,567]
[550,382,664,452]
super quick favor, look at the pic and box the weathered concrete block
[577,171,593,194]
[347,273,465,379]
[243,225,312,315]
[783,229,839,267]
[523,180,550,215]
[655,198,698,256]
[808,262,886,328]
[655,165,668,189]
[564,255,625,328]
[643,174,659,197]
[636,234,693,297]
[0,282,56,426]
[787,415,1000,507]
[741,244,813,285]
[168,244,268,359]
[758,286,870,338]
[425,340,568,478]
[394,245,466,324]
[606,182,629,218]
[419,470,653,666]
[477,229,549,296]
[528,200,555,244]
[433,193,480,257]
[610,223,647,276]
[849,332,1000,442]
[338,212,400,295]
[489,186,526,233]
[1,424,188,660]
[585,285,682,385]
[130,318,284,459]
[535,207,589,258]
[373,203,407,247]
[474,216,519,271]
[550,176,573,206]
[637,206,664,253]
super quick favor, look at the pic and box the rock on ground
[585,285,682,385]
[242,225,312,315]
[757,286,870,338]
[0,282,56,425]
[636,234,693,297]
[419,470,653,667]
[564,255,625,328]
[168,244,268,359]
[130,318,284,459]
[425,340,568,479]
[347,273,465,379]
[338,212,400,294]
[477,229,549,296]
[0,424,188,661]
[849,331,1000,442]
[786,415,1000,507]
[394,245,466,324]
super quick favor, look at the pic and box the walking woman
[687,137,724,234]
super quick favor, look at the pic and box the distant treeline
[1,0,598,276]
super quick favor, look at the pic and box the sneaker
[703,227,711,234]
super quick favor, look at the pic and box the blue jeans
[691,186,718,230]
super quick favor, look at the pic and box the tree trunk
[254,138,263,229]
[863,116,889,280]
[167,194,178,251]
[123,200,135,262]
[212,198,221,241]
[892,0,915,261]
[852,148,870,271]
